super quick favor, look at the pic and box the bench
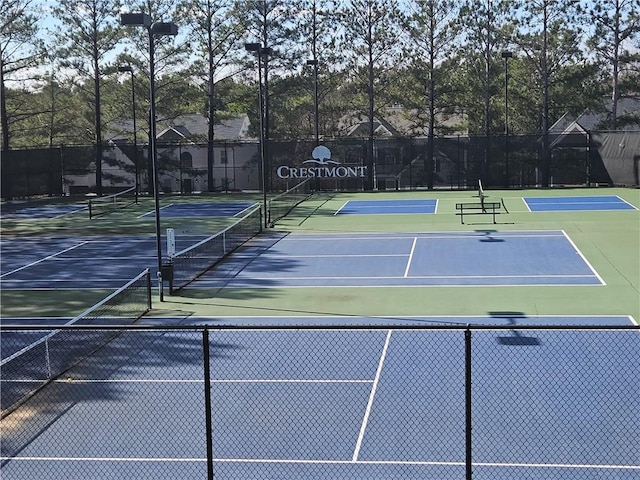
[455,200,503,224]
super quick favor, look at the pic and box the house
[551,98,640,135]
[155,114,253,143]
[337,106,467,138]
[335,107,468,189]
[84,114,260,193]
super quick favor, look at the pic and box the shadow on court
[1,328,225,460]
[489,311,541,346]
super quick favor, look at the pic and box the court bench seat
[455,201,502,224]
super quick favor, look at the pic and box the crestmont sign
[276,145,367,179]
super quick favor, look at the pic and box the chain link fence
[1,324,638,479]
[3,132,638,200]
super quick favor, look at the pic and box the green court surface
[1,188,639,323]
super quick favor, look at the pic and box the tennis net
[88,186,137,219]
[267,178,312,226]
[168,205,262,293]
[0,269,152,413]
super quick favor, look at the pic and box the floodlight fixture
[151,22,178,36]
[120,13,151,27]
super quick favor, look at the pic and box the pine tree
[339,0,403,190]
[51,0,123,194]
[0,0,45,150]
[175,0,245,191]
[514,0,583,186]
[403,0,461,189]
[580,0,640,129]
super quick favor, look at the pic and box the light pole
[118,65,139,203]
[121,13,177,301]
[502,51,512,188]
[306,59,319,145]
[245,42,271,228]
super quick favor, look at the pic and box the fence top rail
[1,323,637,332]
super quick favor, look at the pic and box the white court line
[137,203,173,219]
[27,379,373,384]
[276,231,565,241]
[51,206,88,219]
[2,456,637,471]
[334,201,349,215]
[250,254,408,258]
[0,242,89,278]
[404,237,417,277]
[213,274,601,281]
[561,230,606,286]
[616,195,639,210]
[0,277,151,284]
[39,255,155,261]
[211,379,371,384]
[352,329,392,462]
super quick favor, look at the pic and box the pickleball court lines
[522,195,638,212]
[197,230,604,288]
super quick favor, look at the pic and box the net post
[465,326,473,480]
[88,199,93,219]
[267,199,271,227]
[145,268,152,311]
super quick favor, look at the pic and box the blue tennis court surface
[336,199,437,215]
[200,230,604,288]
[524,195,637,212]
[0,203,87,220]
[0,235,202,290]
[0,230,604,290]
[1,315,637,480]
[140,201,256,218]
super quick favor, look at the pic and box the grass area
[1,187,639,323]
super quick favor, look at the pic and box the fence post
[202,328,214,480]
[145,269,152,311]
[465,327,473,480]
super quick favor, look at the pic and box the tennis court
[0,203,87,220]
[1,187,638,480]
[194,230,603,287]
[523,195,637,211]
[0,236,167,289]
[336,199,438,215]
[0,229,604,290]
[0,315,637,480]
[139,201,257,218]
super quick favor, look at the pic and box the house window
[220,149,228,164]
[181,152,193,169]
